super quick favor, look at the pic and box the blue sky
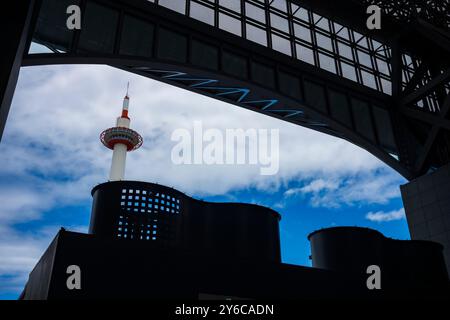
[0,64,409,299]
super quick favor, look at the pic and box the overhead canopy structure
[2,0,450,179]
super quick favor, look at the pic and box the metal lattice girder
[14,0,450,179]
[413,93,450,173]
[400,69,450,106]
[292,0,450,61]
[359,0,450,30]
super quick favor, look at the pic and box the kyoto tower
[100,84,143,181]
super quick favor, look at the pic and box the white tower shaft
[109,143,128,181]
[109,97,131,181]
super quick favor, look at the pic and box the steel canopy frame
[2,0,449,180]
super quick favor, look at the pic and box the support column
[0,0,36,141]
[401,164,450,275]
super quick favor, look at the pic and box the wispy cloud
[0,224,87,298]
[365,208,406,222]
[285,179,339,196]
[0,64,405,226]
[283,170,403,208]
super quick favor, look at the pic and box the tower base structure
[401,164,450,275]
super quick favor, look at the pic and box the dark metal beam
[415,19,450,54]
[414,93,450,173]
[400,105,450,131]
[294,0,449,64]
[400,69,450,106]
[402,62,428,96]
[0,0,37,141]
[390,41,403,100]
[293,0,401,45]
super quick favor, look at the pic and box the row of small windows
[122,196,180,205]
[118,230,157,240]
[109,134,134,141]
[116,215,161,241]
[121,188,181,214]
[118,218,158,227]
[122,188,180,200]
[121,204,179,214]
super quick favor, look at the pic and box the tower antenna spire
[126,81,130,97]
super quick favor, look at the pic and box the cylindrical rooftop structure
[308,226,449,291]
[90,181,282,263]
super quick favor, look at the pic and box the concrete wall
[401,164,450,274]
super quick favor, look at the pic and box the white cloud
[365,208,406,222]
[282,170,404,208]
[2,64,403,204]
[285,179,339,196]
[0,224,88,297]
[0,187,48,223]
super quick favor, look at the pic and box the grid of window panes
[116,213,161,240]
[117,188,181,241]
[149,0,400,95]
[120,188,181,215]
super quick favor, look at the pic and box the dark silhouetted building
[401,163,450,275]
[3,1,450,301]
[20,180,449,300]
[309,226,449,292]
